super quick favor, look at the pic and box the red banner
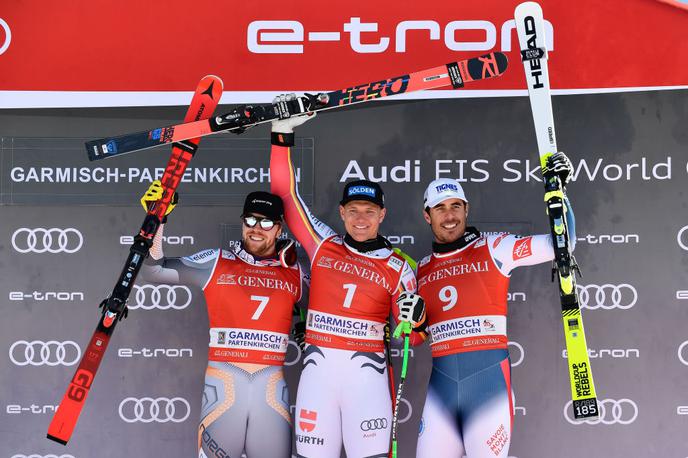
[656,0,688,11]
[0,0,686,107]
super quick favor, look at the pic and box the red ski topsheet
[46,75,223,445]
[0,0,686,106]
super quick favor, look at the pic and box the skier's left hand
[271,93,317,133]
[396,292,426,329]
[543,151,573,186]
[140,180,178,223]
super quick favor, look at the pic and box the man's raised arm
[269,104,335,260]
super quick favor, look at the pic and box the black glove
[396,292,427,330]
[543,152,573,186]
[292,320,306,351]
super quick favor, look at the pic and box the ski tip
[85,139,106,162]
[515,1,543,17]
[47,433,68,446]
[85,138,122,162]
[478,51,509,75]
[202,74,224,90]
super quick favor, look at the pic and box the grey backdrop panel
[1,91,687,458]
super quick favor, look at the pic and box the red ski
[47,75,223,445]
[86,52,508,160]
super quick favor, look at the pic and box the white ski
[515,1,599,420]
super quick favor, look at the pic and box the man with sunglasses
[268,103,426,458]
[139,181,305,458]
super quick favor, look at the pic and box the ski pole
[391,321,412,458]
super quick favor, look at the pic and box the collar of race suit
[343,233,392,253]
[432,226,481,254]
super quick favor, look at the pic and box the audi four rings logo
[678,341,688,366]
[508,341,524,367]
[360,418,388,431]
[564,399,638,425]
[9,340,81,366]
[577,283,637,310]
[678,225,688,251]
[0,18,10,55]
[11,455,75,458]
[118,397,191,423]
[12,228,83,254]
[130,284,192,310]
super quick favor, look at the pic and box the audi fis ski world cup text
[247,17,553,54]
[9,158,676,186]
[338,157,674,183]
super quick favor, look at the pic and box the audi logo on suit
[360,418,388,431]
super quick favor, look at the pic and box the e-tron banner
[0,0,687,107]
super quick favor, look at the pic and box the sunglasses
[242,215,279,230]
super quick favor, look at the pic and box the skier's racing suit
[270,129,418,458]
[141,225,305,458]
[415,185,576,457]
